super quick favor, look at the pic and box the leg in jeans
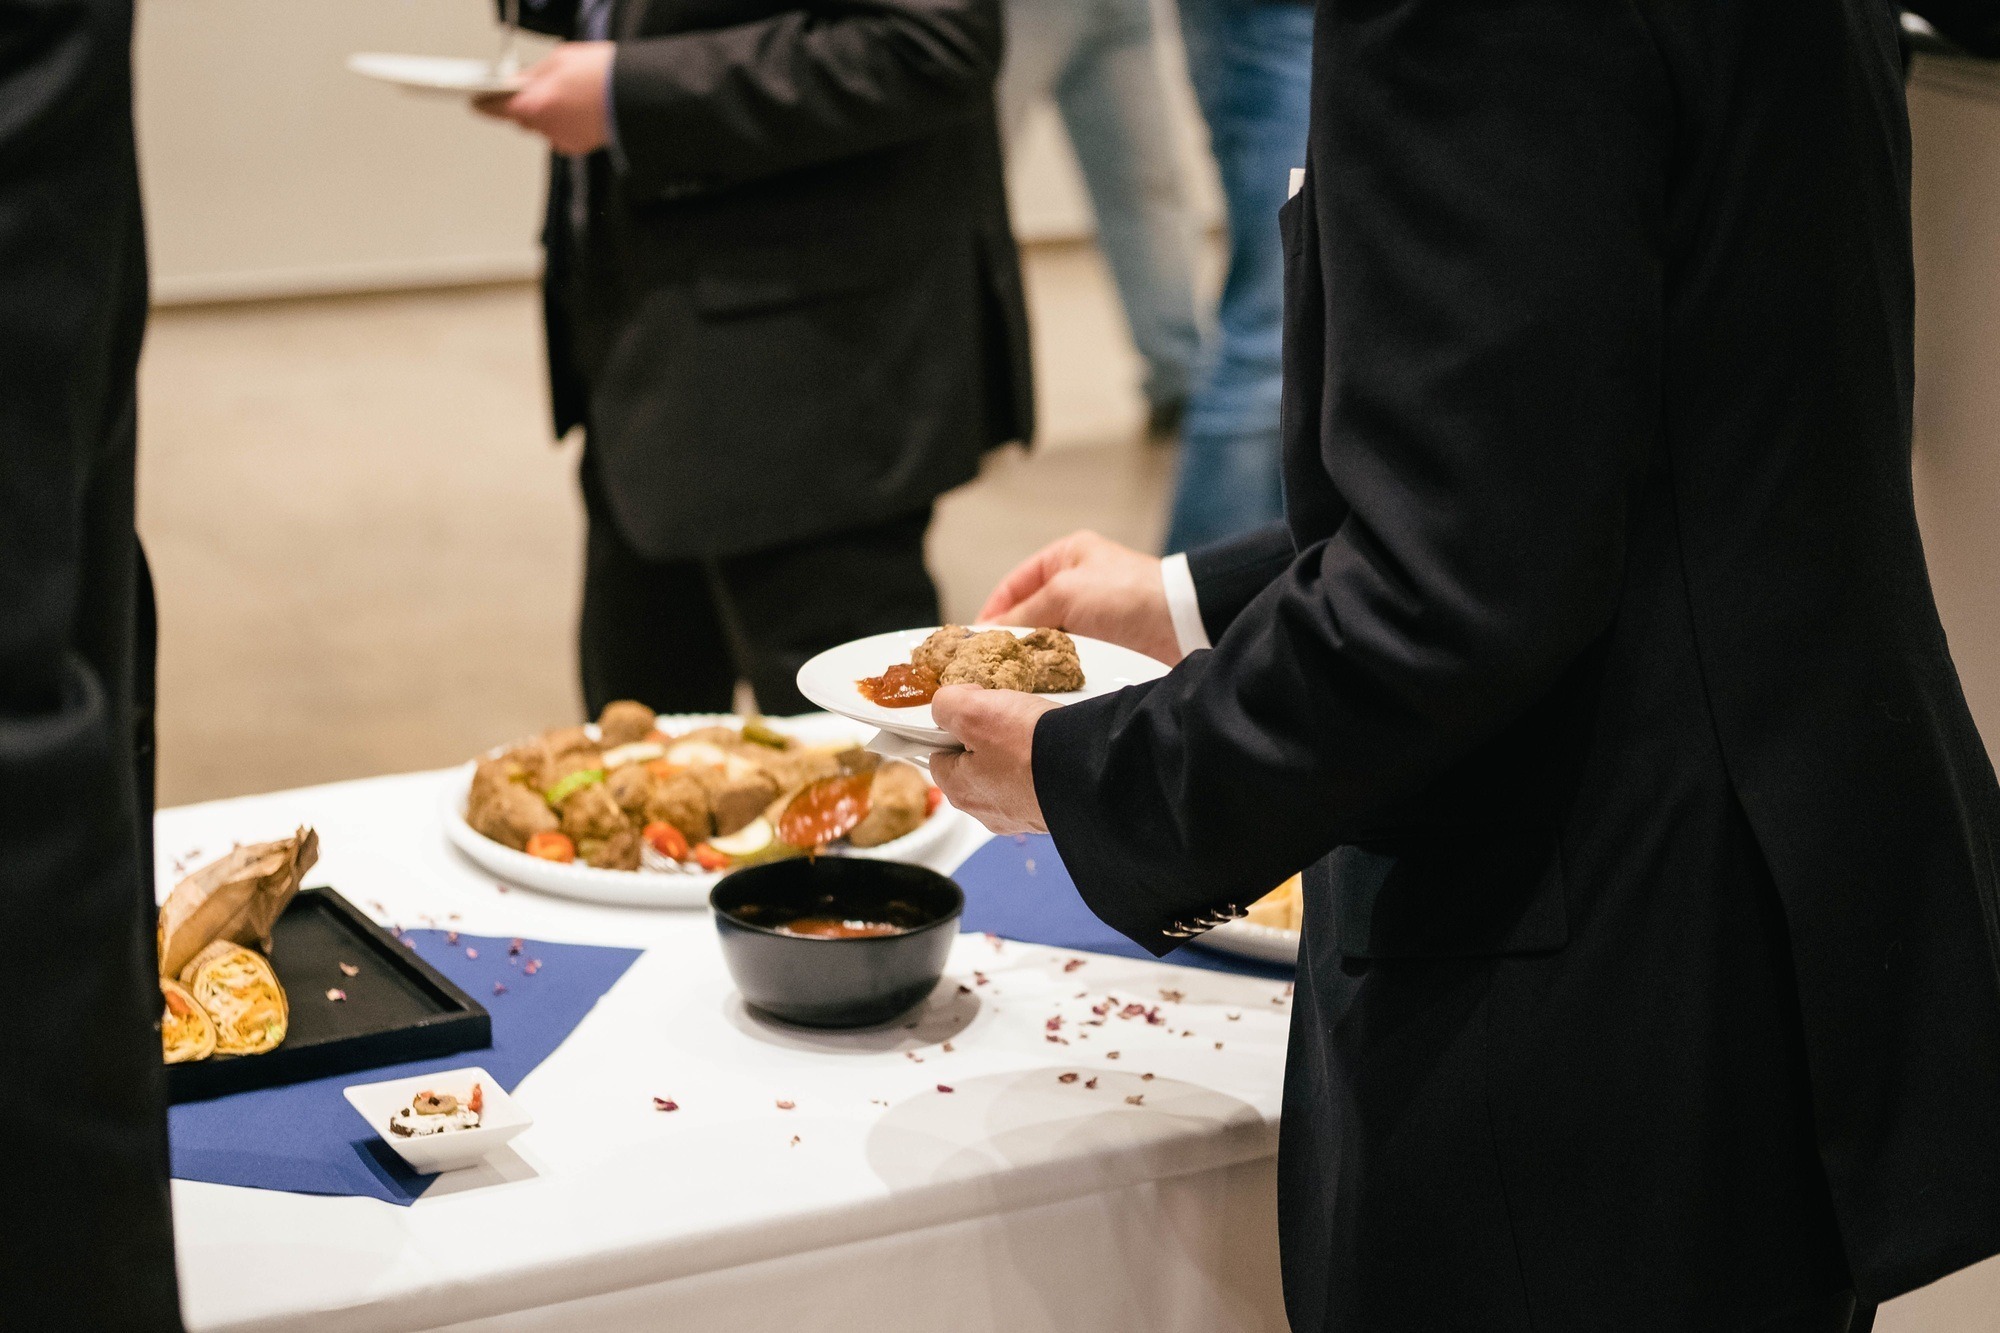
[1166,0,1313,553]
[1053,0,1204,416]
[712,509,942,715]
[577,453,738,717]
[1002,0,1203,420]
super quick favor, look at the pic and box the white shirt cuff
[1161,552,1211,657]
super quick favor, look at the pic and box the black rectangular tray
[167,886,491,1104]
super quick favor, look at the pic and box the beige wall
[134,0,1219,304]
[1911,56,2000,766]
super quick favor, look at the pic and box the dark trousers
[579,457,941,716]
[1758,1292,1876,1332]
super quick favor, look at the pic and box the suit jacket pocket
[691,246,892,320]
[1328,833,1569,959]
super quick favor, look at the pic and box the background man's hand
[474,42,614,155]
[978,530,1181,665]
[930,685,1057,835]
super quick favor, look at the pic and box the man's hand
[979,530,1181,665]
[473,42,614,155]
[930,685,1058,835]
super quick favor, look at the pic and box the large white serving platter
[796,627,1171,749]
[347,53,524,95]
[442,714,968,908]
[1189,918,1300,967]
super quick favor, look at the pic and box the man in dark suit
[934,0,2000,1328]
[478,0,1032,716]
[1,0,182,1325]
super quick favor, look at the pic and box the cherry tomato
[525,831,576,863]
[691,842,731,872]
[642,820,689,861]
[925,786,944,816]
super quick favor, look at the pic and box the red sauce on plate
[857,663,938,707]
[775,774,872,849]
[775,917,907,940]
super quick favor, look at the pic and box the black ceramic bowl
[711,858,965,1029]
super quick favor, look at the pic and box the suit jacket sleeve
[1035,0,1672,953]
[1184,522,1295,646]
[607,0,1000,194]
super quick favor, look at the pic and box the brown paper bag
[157,827,319,978]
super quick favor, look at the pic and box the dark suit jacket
[0,0,179,1325]
[1037,0,2000,1326]
[520,0,1033,561]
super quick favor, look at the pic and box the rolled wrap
[179,941,288,1056]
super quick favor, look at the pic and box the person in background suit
[0,0,182,1325]
[933,0,2000,1328]
[477,0,1032,718]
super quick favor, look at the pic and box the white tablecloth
[158,768,1291,1332]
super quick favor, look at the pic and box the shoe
[1146,396,1187,443]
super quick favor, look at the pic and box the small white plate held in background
[345,1067,530,1174]
[796,628,1171,749]
[347,53,524,96]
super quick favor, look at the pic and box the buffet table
[158,763,1292,1333]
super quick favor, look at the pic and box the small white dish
[795,627,1171,749]
[347,53,525,96]
[344,1067,530,1175]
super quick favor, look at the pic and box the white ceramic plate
[443,714,967,908]
[795,627,1172,748]
[1189,918,1300,966]
[347,53,524,95]
[344,1067,530,1174]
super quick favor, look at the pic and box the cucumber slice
[708,816,776,859]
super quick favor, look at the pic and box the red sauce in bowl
[858,663,938,707]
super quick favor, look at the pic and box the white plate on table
[443,714,967,908]
[347,53,524,96]
[796,627,1171,749]
[1190,918,1300,967]
[345,1067,529,1175]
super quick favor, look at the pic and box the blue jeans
[1001,0,1204,411]
[1164,0,1313,553]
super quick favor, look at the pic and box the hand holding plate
[929,685,1056,836]
[978,530,1180,666]
[474,41,613,154]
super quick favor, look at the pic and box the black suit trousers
[578,452,940,715]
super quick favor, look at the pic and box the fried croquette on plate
[1021,626,1084,692]
[596,699,658,747]
[912,625,973,677]
[938,630,1035,692]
